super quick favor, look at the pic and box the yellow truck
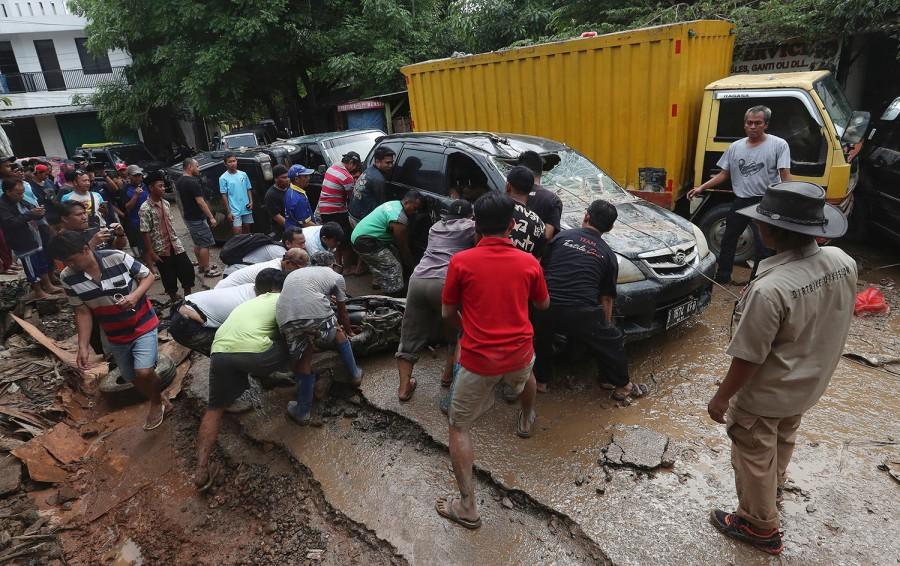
[402,20,869,261]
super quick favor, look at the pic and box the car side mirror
[841,111,871,146]
[316,165,326,175]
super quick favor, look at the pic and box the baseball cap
[34,164,50,173]
[342,151,361,163]
[445,199,473,220]
[125,164,144,176]
[288,164,314,179]
[115,162,128,171]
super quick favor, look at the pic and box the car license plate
[666,298,699,329]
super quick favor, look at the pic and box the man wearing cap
[688,105,791,283]
[284,164,316,229]
[319,152,363,273]
[32,162,57,203]
[219,153,254,235]
[395,199,476,401]
[706,182,857,555]
[123,164,149,252]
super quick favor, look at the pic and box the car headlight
[691,223,710,258]
[616,254,645,283]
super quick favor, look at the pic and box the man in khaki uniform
[706,181,857,555]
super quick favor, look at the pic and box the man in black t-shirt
[505,166,546,257]
[518,150,563,239]
[176,158,220,277]
[533,199,648,400]
[264,165,290,238]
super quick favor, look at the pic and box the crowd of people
[0,103,861,556]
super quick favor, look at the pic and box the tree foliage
[72,0,899,135]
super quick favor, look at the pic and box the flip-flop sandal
[203,266,222,278]
[516,409,535,438]
[611,383,649,401]
[143,401,170,430]
[398,378,417,402]
[435,496,482,529]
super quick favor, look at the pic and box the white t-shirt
[303,225,325,256]
[215,257,282,289]
[717,135,791,198]
[184,284,256,328]
[242,244,286,264]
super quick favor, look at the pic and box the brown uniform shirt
[726,242,857,418]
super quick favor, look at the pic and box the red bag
[854,287,889,316]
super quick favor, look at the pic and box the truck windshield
[491,150,627,209]
[223,133,258,149]
[814,76,853,136]
[324,131,383,163]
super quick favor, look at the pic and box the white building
[0,0,131,158]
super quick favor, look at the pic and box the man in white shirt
[216,247,307,289]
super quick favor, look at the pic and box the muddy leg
[518,372,537,420]
[132,368,164,427]
[196,409,225,470]
[448,426,480,522]
[397,357,415,397]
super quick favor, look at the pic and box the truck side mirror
[841,111,871,146]
[316,164,327,175]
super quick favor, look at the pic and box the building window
[75,38,112,74]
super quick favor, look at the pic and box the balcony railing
[0,66,126,94]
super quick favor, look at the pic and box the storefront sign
[732,39,841,74]
[337,100,385,112]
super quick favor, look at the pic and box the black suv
[73,142,168,177]
[284,129,384,209]
[367,132,717,340]
[166,149,274,242]
[856,96,900,247]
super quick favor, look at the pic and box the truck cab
[691,71,869,261]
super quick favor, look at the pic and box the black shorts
[321,212,352,245]
[168,310,216,357]
[208,343,288,409]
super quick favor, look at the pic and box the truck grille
[638,243,698,279]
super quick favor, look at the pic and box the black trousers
[717,196,768,280]
[156,251,195,295]
[533,305,629,387]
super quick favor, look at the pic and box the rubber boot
[287,373,316,425]
[337,340,364,385]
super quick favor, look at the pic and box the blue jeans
[102,328,159,382]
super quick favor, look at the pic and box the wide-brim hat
[737,181,847,239]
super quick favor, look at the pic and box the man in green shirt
[350,190,422,294]
[193,267,296,491]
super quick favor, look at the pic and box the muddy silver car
[370,132,717,340]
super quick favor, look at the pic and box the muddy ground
[1,215,898,565]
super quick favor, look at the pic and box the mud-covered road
[22,211,898,565]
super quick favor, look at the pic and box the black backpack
[219,233,280,265]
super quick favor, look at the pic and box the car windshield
[223,133,258,149]
[814,76,853,136]
[111,145,155,164]
[491,149,628,210]
[323,132,383,163]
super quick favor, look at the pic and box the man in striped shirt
[50,231,169,430]
[318,152,362,274]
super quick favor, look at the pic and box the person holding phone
[49,230,169,430]
[0,178,62,300]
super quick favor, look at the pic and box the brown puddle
[356,258,900,565]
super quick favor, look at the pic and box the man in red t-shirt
[436,191,549,530]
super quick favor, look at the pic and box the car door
[387,144,448,257]
[865,116,900,235]
[301,143,327,210]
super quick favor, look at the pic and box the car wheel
[698,203,754,264]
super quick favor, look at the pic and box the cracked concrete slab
[601,426,672,470]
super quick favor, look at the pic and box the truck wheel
[698,203,755,264]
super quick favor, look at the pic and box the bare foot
[42,284,63,295]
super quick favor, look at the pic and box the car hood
[561,195,697,258]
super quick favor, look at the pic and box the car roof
[191,149,266,166]
[378,131,570,158]
[285,129,384,145]
[77,142,141,149]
